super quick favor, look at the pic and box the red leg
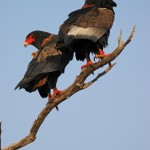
[95,49,111,58]
[48,92,59,111]
[48,93,52,100]
[51,87,62,99]
[81,52,93,69]
[81,59,93,69]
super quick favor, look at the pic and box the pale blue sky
[1,0,150,150]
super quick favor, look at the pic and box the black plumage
[56,0,117,68]
[15,31,73,98]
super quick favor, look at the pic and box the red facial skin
[24,34,62,100]
[24,34,36,46]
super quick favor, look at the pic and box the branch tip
[130,25,136,38]
[118,29,123,45]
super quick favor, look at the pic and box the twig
[3,27,135,150]
[83,63,116,89]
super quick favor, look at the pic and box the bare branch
[83,63,116,89]
[3,27,135,150]
[118,29,123,46]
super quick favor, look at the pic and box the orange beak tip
[24,42,28,47]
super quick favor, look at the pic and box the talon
[95,49,111,59]
[81,60,93,69]
[95,53,111,58]
[51,87,62,99]
[48,93,59,111]
[94,56,96,62]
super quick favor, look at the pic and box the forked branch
[3,26,135,150]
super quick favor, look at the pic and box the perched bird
[15,31,73,99]
[56,0,117,69]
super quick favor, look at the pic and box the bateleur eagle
[56,0,117,69]
[15,31,73,99]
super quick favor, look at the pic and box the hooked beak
[24,42,29,47]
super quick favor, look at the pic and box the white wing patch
[64,25,107,45]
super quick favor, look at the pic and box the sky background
[1,0,150,150]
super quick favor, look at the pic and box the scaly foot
[51,87,62,99]
[95,49,111,59]
[81,60,93,69]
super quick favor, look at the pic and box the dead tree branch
[3,26,135,150]
[82,63,116,89]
